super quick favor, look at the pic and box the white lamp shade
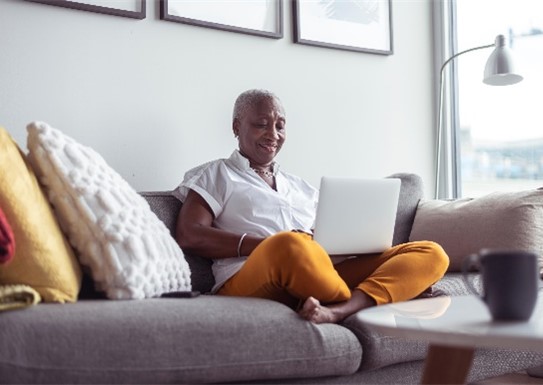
[483,35,523,86]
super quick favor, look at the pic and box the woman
[174,89,449,324]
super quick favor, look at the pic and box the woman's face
[233,96,286,167]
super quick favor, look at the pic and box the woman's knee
[263,231,328,265]
[415,240,450,276]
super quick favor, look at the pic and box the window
[440,0,543,198]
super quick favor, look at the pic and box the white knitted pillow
[26,121,191,299]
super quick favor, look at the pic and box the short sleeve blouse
[174,150,318,291]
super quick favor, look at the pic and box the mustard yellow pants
[218,232,449,309]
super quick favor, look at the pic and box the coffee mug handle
[462,253,482,297]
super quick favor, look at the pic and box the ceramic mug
[462,249,539,321]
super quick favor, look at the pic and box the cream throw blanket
[0,284,41,312]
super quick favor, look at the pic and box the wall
[0,0,436,195]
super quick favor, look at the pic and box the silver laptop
[312,177,401,255]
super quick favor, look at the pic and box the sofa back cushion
[410,188,543,272]
[388,173,424,246]
[140,191,214,294]
[140,173,423,294]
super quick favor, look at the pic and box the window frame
[433,0,462,199]
[435,0,542,199]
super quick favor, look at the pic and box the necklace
[251,167,275,178]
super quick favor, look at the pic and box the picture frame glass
[167,0,279,34]
[297,0,391,54]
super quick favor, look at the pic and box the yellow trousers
[218,232,449,309]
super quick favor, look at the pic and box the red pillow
[0,206,15,264]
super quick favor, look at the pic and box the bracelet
[237,233,248,258]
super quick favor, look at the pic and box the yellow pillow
[0,127,81,302]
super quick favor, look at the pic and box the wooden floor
[473,371,543,384]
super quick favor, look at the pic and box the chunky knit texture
[27,121,191,299]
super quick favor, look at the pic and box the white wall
[0,0,436,195]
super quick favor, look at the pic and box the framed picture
[25,0,146,20]
[293,0,393,55]
[160,0,283,39]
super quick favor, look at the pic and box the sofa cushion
[342,271,543,376]
[0,127,81,303]
[26,122,191,299]
[0,296,362,384]
[342,273,473,371]
[387,173,423,246]
[409,189,543,272]
[156,174,423,295]
[140,191,215,294]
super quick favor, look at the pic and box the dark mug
[462,249,539,321]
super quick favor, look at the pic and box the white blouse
[174,150,318,292]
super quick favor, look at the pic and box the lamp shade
[483,35,523,86]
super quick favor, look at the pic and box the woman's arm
[175,189,265,259]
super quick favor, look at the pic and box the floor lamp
[435,34,523,199]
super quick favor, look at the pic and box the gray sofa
[1,173,542,384]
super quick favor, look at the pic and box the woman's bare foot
[298,290,377,324]
[298,297,341,324]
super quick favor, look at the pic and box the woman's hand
[291,229,313,237]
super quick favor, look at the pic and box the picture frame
[293,0,393,55]
[25,0,146,20]
[160,0,283,39]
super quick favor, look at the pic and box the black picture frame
[293,0,393,55]
[160,0,283,39]
[26,0,146,20]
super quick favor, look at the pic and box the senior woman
[174,89,449,324]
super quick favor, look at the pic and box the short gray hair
[232,89,284,122]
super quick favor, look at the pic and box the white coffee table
[356,294,543,384]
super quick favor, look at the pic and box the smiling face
[233,95,286,168]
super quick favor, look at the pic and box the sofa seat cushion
[342,273,473,371]
[0,296,361,384]
[343,272,542,372]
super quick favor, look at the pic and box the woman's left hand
[291,229,313,237]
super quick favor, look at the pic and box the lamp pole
[435,34,522,199]
[435,43,493,199]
